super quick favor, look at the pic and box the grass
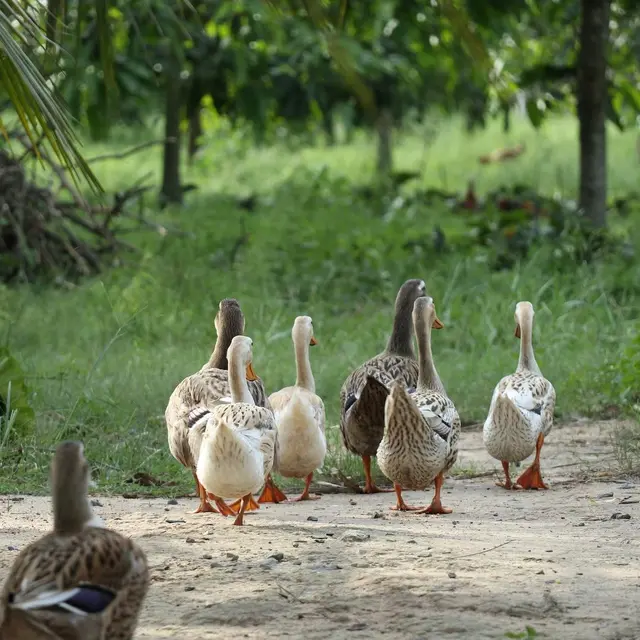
[0,112,639,495]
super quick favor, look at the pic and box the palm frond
[0,2,102,193]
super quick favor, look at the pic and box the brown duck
[0,441,149,640]
[165,298,271,515]
[339,279,428,493]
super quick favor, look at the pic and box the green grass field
[0,113,638,495]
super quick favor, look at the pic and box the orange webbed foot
[495,480,521,490]
[413,501,453,515]
[290,492,321,502]
[229,495,260,512]
[516,464,548,490]
[364,483,394,494]
[207,493,239,516]
[192,500,218,514]
[257,476,288,504]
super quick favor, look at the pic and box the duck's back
[340,352,418,404]
[1,527,148,640]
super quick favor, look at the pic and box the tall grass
[0,113,638,493]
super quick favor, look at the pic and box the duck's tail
[345,375,389,427]
[276,390,326,476]
[384,382,422,437]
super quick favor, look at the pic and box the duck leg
[257,474,288,503]
[233,494,252,526]
[515,433,548,490]
[496,461,518,490]
[192,472,217,514]
[414,472,453,515]
[289,473,321,502]
[229,495,261,512]
[389,483,425,511]
[209,494,240,516]
[362,455,393,494]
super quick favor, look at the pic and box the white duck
[267,316,326,502]
[192,336,278,525]
[483,301,556,490]
[378,296,459,513]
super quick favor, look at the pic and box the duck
[0,441,149,640]
[165,298,271,515]
[339,279,426,493]
[193,335,278,525]
[483,301,556,490]
[378,296,459,513]
[267,316,326,502]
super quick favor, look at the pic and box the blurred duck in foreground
[0,441,149,640]
[483,301,556,490]
[268,316,326,502]
[193,336,278,525]
[378,297,459,514]
[165,298,270,515]
[339,279,426,493]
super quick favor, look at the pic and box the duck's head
[514,301,534,339]
[215,298,245,338]
[396,279,428,313]
[292,315,317,347]
[52,440,89,494]
[51,441,96,534]
[412,296,445,331]
[228,335,259,381]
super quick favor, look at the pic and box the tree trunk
[322,110,335,146]
[160,59,183,206]
[376,107,393,176]
[577,0,609,229]
[188,107,202,165]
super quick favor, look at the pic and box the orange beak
[514,324,521,339]
[432,316,445,329]
[245,362,259,381]
[310,336,318,346]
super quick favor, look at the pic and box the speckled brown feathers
[1,529,149,640]
[165,298,270,478]
[379,383,460,489]
[378,297,460,492]
[340,363,417,456]
[0,442,149,640]
[166,367,269,471]
[339,279,426,458]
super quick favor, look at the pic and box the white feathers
[273,389,326,478]
[196,416,266,500]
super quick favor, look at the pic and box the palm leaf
[0,1,102,193]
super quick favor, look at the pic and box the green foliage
[0,114,638,493]
[0,346,35,450]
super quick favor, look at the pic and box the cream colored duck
[378,296,460,513]
[193,335,278,525]
[267,316,326,502]
[340,279,427,493]
[165,298,270,515]
[483,301,556,490]
[0,441,149,640]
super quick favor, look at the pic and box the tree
[577,0,610,229]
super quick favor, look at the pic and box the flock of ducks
[0,279,556,638]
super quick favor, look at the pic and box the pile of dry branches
[0,133,166,284]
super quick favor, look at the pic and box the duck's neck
[229,357,255,404]
[517,315,541,375]
[386,307,414,358]
[207,329,235,369]
[416,319,445,394]
[53,476,93,535]
[294,337,315,392]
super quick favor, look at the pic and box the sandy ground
[1,419,639,640]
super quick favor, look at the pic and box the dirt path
[1,419,639,639]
